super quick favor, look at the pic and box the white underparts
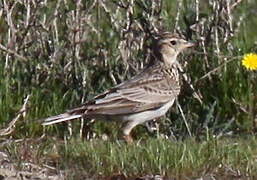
[122,99,175,135]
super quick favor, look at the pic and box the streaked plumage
[42,32,194,142]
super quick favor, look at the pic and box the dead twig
[0,95,30,136]
[0,43,27,62]
[196,56,240,82]
[231,0,243,10]
[176,100,192,137]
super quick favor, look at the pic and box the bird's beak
[185,41,195,48]
[180,39,195,48]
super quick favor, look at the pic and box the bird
[42,32,194,142]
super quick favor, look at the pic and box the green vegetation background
[0,0,256,179]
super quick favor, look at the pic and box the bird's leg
[122,121,140,143]
[80,118,95,140]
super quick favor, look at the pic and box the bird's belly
[120,99,175,123]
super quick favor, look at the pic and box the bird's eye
[170,40,177,45]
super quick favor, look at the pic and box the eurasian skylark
[42,32,194,142]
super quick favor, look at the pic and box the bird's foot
[123,134,133,144]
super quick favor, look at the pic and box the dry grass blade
[0,43,27,62]
[0,95,30,136]
[196,56,239,82]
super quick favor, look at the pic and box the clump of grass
[62,137,257,177]
[2,137,257,179]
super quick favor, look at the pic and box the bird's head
[153,32,194,66]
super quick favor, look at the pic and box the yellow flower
[242,53,257,70]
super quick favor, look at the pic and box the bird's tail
[42,113,82,125]
[41,104,88,125]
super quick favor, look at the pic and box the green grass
[2,136,257,179]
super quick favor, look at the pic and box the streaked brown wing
[68,66,180,115]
